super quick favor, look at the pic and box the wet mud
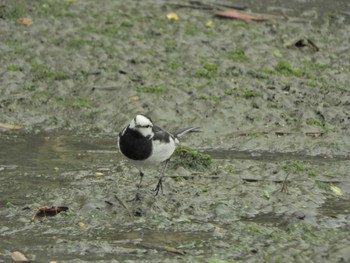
[0,134,349,262]
[1,0,350,262]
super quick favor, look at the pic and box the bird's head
[129,114,154,137]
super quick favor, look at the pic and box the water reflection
[0,133,117,173]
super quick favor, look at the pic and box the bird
[118,114,198,198]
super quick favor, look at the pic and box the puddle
[242,212,282,226]
[2,133,348,176]
[0,133,116,173]
[318,198,350,217]
[206,149,350,163]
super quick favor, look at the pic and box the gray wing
[152,125,173,143]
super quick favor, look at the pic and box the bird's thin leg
[128,169,144,202]
[154,159,170,196]
[137,169,144,190]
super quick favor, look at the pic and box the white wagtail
[118,114,199,197]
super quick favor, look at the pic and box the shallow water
[1,134,349,262]
[208,149,350,163]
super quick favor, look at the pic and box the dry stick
[114,194,133,217]
[167,1,246,11]
[168,175,220,180]
[240,178,345,184]
[137,243,186,255]
[281,173,290,193]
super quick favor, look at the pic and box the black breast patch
[119,128,152,161]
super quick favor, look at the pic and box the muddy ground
[1,0,350,262]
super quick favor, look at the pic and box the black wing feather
[152,125,173,143]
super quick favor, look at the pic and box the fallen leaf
[206,20,213,27]
[162,245,186,255]
[263,190,270,200]
[273,49,282,58]
[0,122,23,130]
[128,95,139,102]
[16,17,33,26]
[329,184,343,196]
[95,172,104,175]
[11,251,29,262]
[78,222,87,229]
[167,12,179,20]
[215,9,276,23]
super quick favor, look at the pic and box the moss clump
[136,86,166,93]
[55,96,91,109]
[302,60,327,72]
[199,95,221,101]
[228,48,249,62]
[0,3,26,19]
[306,118,325,128]
[31,62,68,81]
[306,118,334,132]
[282,160,305,172]
[223,89,234,95]
[274,61,303,77]
[67,37,87,49]
[184,23,197,35]
[7,64,21,71]
[172,145,212,171]
[240,88,257,98]
[195,63,218,78]
[203,63,218,71]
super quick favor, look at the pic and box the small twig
[241,178,284,183]
[169,175,220,180]
[240,178,347,184]
[104,200,113,206]
[114,194,133,217]
[281,173,290,193]
[137,243,186,255]
[166,1,246,11]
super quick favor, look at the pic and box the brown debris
[0,122,23,130]
[215,9,276,23]
[16,18,33,26]
[32,206,69,220]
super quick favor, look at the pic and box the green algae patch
[195,63,218,78]
[31,62,69,81]
[228,48,249,62]
[136,86,167,93]
[274,61,303,77]
[172,145,213,171]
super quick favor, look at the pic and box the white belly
[146,138,176,164]
[128,137,175,167]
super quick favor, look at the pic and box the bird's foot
[128,191,142,202]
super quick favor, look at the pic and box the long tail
[173,127,200,138]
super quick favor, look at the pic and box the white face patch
[129,115,154,137]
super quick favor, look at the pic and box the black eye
[135,124,152,129]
